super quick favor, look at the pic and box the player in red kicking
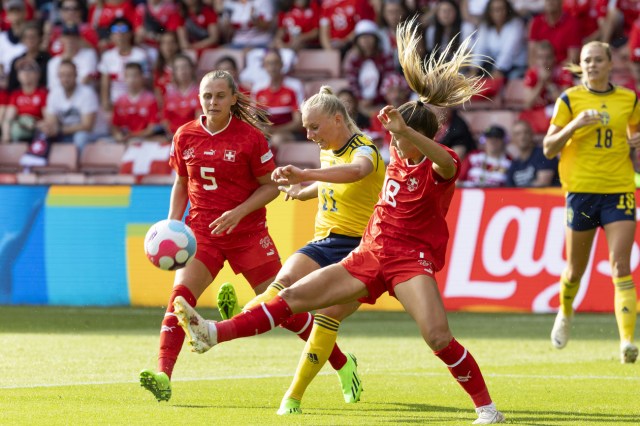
[173,18,505,424]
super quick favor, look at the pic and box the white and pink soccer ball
[144,219,197,271]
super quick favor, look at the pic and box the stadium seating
[79,143,126,175]
[503,79,526,110]
[304,78,350,99]
[32,143,79,174]
[197,48,245,77]
[0,142,29,173]
[276,142,321,169]
[291,49,342,80]
[460,109,519,139]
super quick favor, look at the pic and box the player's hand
[628,132,640,149]
[271,165,304,185]
[377,105,408,135]
[278,183,303,201]
[573,109,601,130]
[209,209,243,235]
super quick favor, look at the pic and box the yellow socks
[244,282,284,311]
[559,274,580,317]
[284,314,340,401]
[613,275,637,343]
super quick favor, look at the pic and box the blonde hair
[565,41,612,81]
[200,70,272,135]
[394,16,486,138]
[300,85,361,135]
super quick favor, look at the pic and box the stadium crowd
[0,0,638,186]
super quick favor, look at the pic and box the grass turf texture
[1,307,638,425]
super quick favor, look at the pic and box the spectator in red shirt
[319,0,376,53]
[46,0,99,56]
[252,49,304,148]
[342,20,395,115]
[629,17,640,95]
[0,0,34,31]
[162,54,200,135]
[88,0,137,52]
[529,0,581,65]
[520,40,574,134]
[179,0,220,54]
[601,0,640,47]
[110,62,162,143]
[153,31,182,99]
[562,0,606,43]
[272,0,320,51]
[134,0,188,50]
[1,58,48,143]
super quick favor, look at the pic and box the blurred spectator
[0,0,35,31]
[8,22,50,92]
[318,0,376,53]
[0,0,28,92]
[252,49,304,147]
[88,0,136,52]
[473,0,527,80]
[179,0,220,54]
[337,88,370,130]
[110,62,162,143]
[214,55,251,95]
[509,0,544,20]
[425,0,475,61]
[601,0,640,48]
[460,0,489,26]
[220,0,276,48]
[98,17,151,112]
[133,0,188,51]
[562,0,606,43]
[520,41,573,134]
[162,54,200,135]
[153,31,182,98]
[366,72,411,161]
[47,24,98,93]
[1,59,48,143]
[458,125,512,187]
[46,0,99,56]
[379,0,408,68]
[630,18,640,94]
[506,120,558,187]
[38,59,98,151]
[342,20,395,115]
[272,0,320,51]
[434,108,476,161]
[528,0,581,65]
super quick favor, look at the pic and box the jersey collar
[199,114,233,136]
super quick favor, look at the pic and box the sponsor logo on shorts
[418,259,433,274]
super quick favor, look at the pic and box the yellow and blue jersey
[551,84,640,193]
[314,134,385,240]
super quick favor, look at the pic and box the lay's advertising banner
[1,185,639,312]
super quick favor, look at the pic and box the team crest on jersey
[418,259,434,274]
[407,177,419,192]
[260,236,273,249]
[182,147,195,160]
[224,149,236,162]
[599,111,610,125]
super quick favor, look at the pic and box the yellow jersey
[314,134,385,240]
[551,84,640,193]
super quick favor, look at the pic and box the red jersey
[134,2,185,46]
[361,145,460,272]
[278,4,320,43]
[112,90,160,133]
[169,116,276,234]
[48,23,100,56]
[254,85,299,126]
[523,67,574,107]
[563,0,606,40]
[163,83,200,134]
[609,0,640,34]
[10,88,48,118]
[320,0,375,42]
[185,5,218,48]
[154,65,172,95]
[0,3,35,31]
[529,13,582,64]
[89,1,136,29]
[630,18,640,62]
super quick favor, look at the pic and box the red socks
[280,312,347,370]
[434,338,492,407]
[158,284,196,378]
[216,295,293,342]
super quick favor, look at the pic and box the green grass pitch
[0,306,638,425]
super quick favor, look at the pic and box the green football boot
[139,369,171,402]
[277,397,302,415]
[336,353,363,403]
[217,282,241,320]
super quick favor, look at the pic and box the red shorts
[340,246,436,304]
[194,227,282,288]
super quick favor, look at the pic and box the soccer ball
[144,219,197,271]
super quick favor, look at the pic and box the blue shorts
[296,233,361,268]
[566,192,636,231]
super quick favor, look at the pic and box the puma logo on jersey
[204,149,216,156]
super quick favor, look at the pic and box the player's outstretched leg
[217,282,241,320]
[337,352,363,403]
[550,311,572,349]
[139,369,171,402]
[173,296,218,353]
[473,403,506,424]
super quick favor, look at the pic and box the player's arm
[543,110,601,159]
[168,175,189,221]
[209,172,280,235]
[273,156,374,185]
[278,182,319,201]
[627,122,640,149]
